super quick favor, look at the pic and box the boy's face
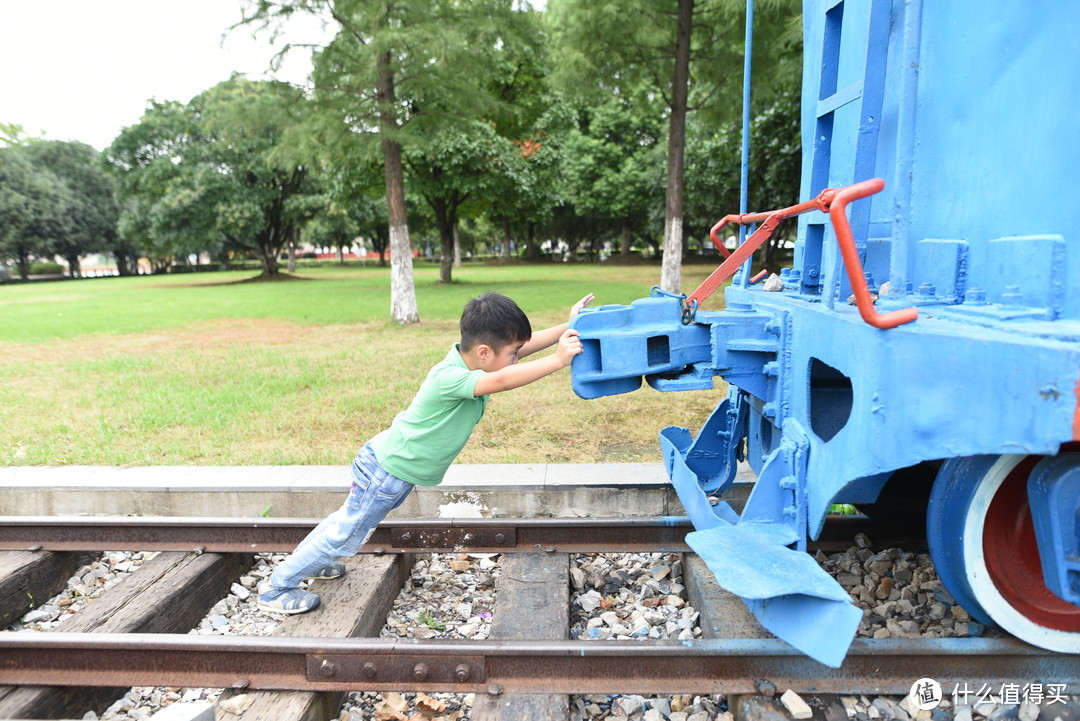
[479,339,525,372]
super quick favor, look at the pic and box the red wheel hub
[983,456,1080,632]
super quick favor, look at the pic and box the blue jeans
[269,444,414,590]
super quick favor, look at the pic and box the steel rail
[0,633,1071,696]
[0,515,918,554]
[0,516,691,553]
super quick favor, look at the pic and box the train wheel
[927,454,1080,652]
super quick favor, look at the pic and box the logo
[910,678,943,710]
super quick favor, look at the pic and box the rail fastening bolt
[400,532,411,545]
[455,664,470,681]
[319,659,336,678]
[413,663,428,681]
[494,533,506,545]
[488,683,503,696]
[362,662,377,679]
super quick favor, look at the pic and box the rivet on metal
[362,662,377,679]
[756,679,777,697]
[27,544,42,552]
[494,533,506,545]
[400,532,412,544]
[487,683,503,696]
[455,664,471,681]
[193,546,205,555]
[413,663,428,681]
[373,547,385,555]
[319,659,336,677]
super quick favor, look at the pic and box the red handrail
[688,178,918,330]
[829,179,918,329]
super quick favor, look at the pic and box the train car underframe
[570,277,1080,666]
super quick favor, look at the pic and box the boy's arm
[519,293,595,358]
[473,329,583,396]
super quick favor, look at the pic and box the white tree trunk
[390,221,419,324]
[453,223,462,268]
[660,215,683,293]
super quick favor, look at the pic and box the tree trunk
[525,222,539,260]
[378,50,419,324]
[287,241,298,273]
[255,231,280,276]
[453,223,462,268]
[660,0,694,293]
[65,253,81,279]
[16,247,30,280]
[502,215,512,259]
[431,200,454,284]
[620,218,633,259]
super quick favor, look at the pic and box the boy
[258,291,594,614]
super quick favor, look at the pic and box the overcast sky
[0,1,329,150]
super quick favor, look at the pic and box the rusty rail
[0,515,918,554]
[0,633,1071,696]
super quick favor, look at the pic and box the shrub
[29,260,65,275]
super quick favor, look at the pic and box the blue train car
[570,0,1080,666]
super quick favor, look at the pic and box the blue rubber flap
[687,524,861,667]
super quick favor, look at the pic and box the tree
[107,80,323,278]
[19,141,118,278]
[241,0,537,319]
[560,94,665,260]
[0,146,72,279]
[406,121,525,283]
[684,85,801,266]
[198,77,322,277]
[106,100,221,272]
[549,0,800,291]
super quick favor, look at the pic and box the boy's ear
[474,343,493,362]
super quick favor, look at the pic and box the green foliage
[18,141,120,278]
[106,80,322,277]
[28,260,64,275]
[417,610,446,630]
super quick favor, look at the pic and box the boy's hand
[555,328,583,366]
[569,293,595,321]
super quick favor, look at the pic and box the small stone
[618,696,645,716]
[855,533,873,548]
[1018,701,1039,721]
[578,589,603,612]
[219,694,254,714]
[448,560,471,572]
[987,705,1019,721]
[874,697,911,721]
[763,273,785,291]
[781,690,814,720]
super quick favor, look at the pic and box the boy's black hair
[460,292,532,352]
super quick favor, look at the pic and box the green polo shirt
[370,343,487,486]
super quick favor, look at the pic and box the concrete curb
[0,463,756,518]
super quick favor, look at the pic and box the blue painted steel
[924,456,999,628]
[1028,454,1080,606]
[570,0,1080,660]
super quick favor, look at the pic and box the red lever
[688,178,918,330]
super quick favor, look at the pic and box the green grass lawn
[0,261,729,466]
